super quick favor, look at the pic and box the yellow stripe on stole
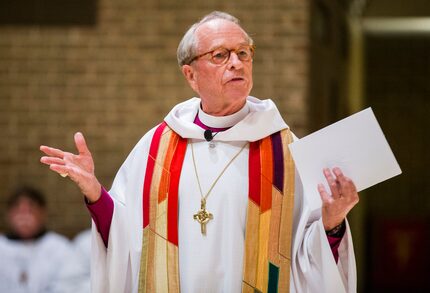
[167,242,180,292]
[243,201,260,287]
[149,129,172,231]
[255,210,271,292]
[155,200,168,292]
[242,282,255,293]
[279,257,291,292]
[158,133,180,204]
[279,129,294,260]
[138,229,157,292]
[268,187,283,266]
[145,230,156,292]
[155,233,168,292]
[155,200,168,242]
[139,228,150,293]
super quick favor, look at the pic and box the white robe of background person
[53,229,91,293]
[0,232,72,293]
[90,97,357,293]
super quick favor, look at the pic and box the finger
[323,168,341,199]
[40,145,65,158]
[50,163,87,184]
[40,156,65,166]
[74,132,91,156]
[333,167,358,200]
[332,167,345,181]
[332,167,348,191]
[343,178,358,203]
[318,183,332,205]
[49,164,71,177]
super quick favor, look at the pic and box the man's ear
[181,65,199,93]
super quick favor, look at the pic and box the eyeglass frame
[187,44,256,65]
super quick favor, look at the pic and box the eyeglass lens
[211,46,253,64]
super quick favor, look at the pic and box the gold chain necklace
[190,141,247,235]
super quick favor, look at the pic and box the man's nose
[227,52,244,70]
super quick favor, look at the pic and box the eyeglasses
[188,44,255,65]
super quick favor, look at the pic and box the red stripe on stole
[167,137,187,246]
[260,137,273,213]
[142,122,167,228]
[249,141,261,206]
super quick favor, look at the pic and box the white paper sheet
[288,107,402,210]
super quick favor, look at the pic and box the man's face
[182,20,253,115]
[7,197,46,239]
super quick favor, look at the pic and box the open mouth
[229,77,244,82]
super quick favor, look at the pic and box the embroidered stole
[138,122,295,293]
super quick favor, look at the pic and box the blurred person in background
[0,186,72,293]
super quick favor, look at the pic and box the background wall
[0,0,310,237]
[363,33,430,293]
[308,1,430,292]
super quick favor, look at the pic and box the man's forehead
[195,19,248,49]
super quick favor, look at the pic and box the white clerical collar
[198,103,250,129]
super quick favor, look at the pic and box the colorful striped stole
[139,122,295,293]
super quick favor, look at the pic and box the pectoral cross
[193,198,213,235]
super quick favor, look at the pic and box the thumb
[74,132,91,155]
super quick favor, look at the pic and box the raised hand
[40,132,101,203]
[318,167,359,231]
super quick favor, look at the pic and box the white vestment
[91,97,357,293]
[0,232,72,293]
[54,229,91,293]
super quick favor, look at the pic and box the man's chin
[225,90,250,100]
[223,95,249,110]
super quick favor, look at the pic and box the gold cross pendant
[193,198,213,235]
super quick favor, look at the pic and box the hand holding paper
[289,108,402,215]
[318,167,359,230]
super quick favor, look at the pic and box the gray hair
[176,11,254,66]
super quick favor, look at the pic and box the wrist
[323,214,346,231]
[325,220,346,237]
[85,182,102,204]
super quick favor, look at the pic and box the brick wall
[0,0,310,238]
[308,0,351,131]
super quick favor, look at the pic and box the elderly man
[40,11,358,293]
